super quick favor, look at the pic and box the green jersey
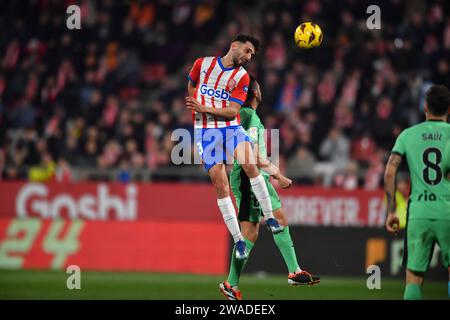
[230,106,282,218]
[391,120,450,220]
[232,106,268,176]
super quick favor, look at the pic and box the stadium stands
[0,0,449,187]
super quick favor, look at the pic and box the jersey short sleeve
[230,73,250,105]
[188,58,203,84]
[392,130,407,156]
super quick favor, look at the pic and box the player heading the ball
[185,35,284,260]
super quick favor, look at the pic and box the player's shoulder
[248,109,263,127]
[240,106,258,121]
[397,121,450,141]
[239,65,248,73]
[408,120,450,132]
[234,69,250,90]
[193,56,215,65]
[229,66,249,84]
[398,122,424,136]
[238,67,249,77]
[239,106,254,120]
[241,105,255,114]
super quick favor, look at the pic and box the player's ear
[424,102,428,113]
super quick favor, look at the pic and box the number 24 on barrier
[0,219,84,269]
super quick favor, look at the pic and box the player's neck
[220,54,235,69]
[425,114,447,122]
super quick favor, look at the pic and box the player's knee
[406,269,424,284]
[212,179,229,196]
[241,163,258,178]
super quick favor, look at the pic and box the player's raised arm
[254,144,279,175]
[384,153,402,233]
[253,144,292,188]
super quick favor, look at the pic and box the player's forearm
[203,106,239,119]
[256,152,280,176]
[384,168,397,214]
[384,153,402,214]
[261,163,281,177]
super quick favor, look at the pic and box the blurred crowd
[0,0,449,188]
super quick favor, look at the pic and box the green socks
[273,226,300,274]
[227,227,300,287]
[227,238,254,287]
[404,283,422,300]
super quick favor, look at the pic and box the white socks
[217,197,243,243]
[249,174,274,220]
[217,175,274,243]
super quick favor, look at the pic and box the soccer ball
[294,22,323,49]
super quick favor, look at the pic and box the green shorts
[402,218,450,272]
[230,169,282,223]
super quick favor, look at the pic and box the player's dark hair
[232,34,260,52]
[244,75,258,106]
[425,85,450,116]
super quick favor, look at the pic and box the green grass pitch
[0,270,447,300]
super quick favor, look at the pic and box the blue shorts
[194,126,250,171]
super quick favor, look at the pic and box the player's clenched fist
[275,174,292,189]
[385,213,400,234]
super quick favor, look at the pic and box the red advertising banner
[0,182,385,227]
[0,218,228,274]
[279,188,386,227]
[0,182,386,273]
[0,182,220,222]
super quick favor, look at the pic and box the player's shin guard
[217,197,242,243]
[404,283,422,300]
[228,238,254,287]
[249,174,274,220]
[273,227,301,274]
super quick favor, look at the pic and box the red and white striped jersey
[188,56,250,129]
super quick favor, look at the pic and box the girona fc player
[185,35,283,260]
